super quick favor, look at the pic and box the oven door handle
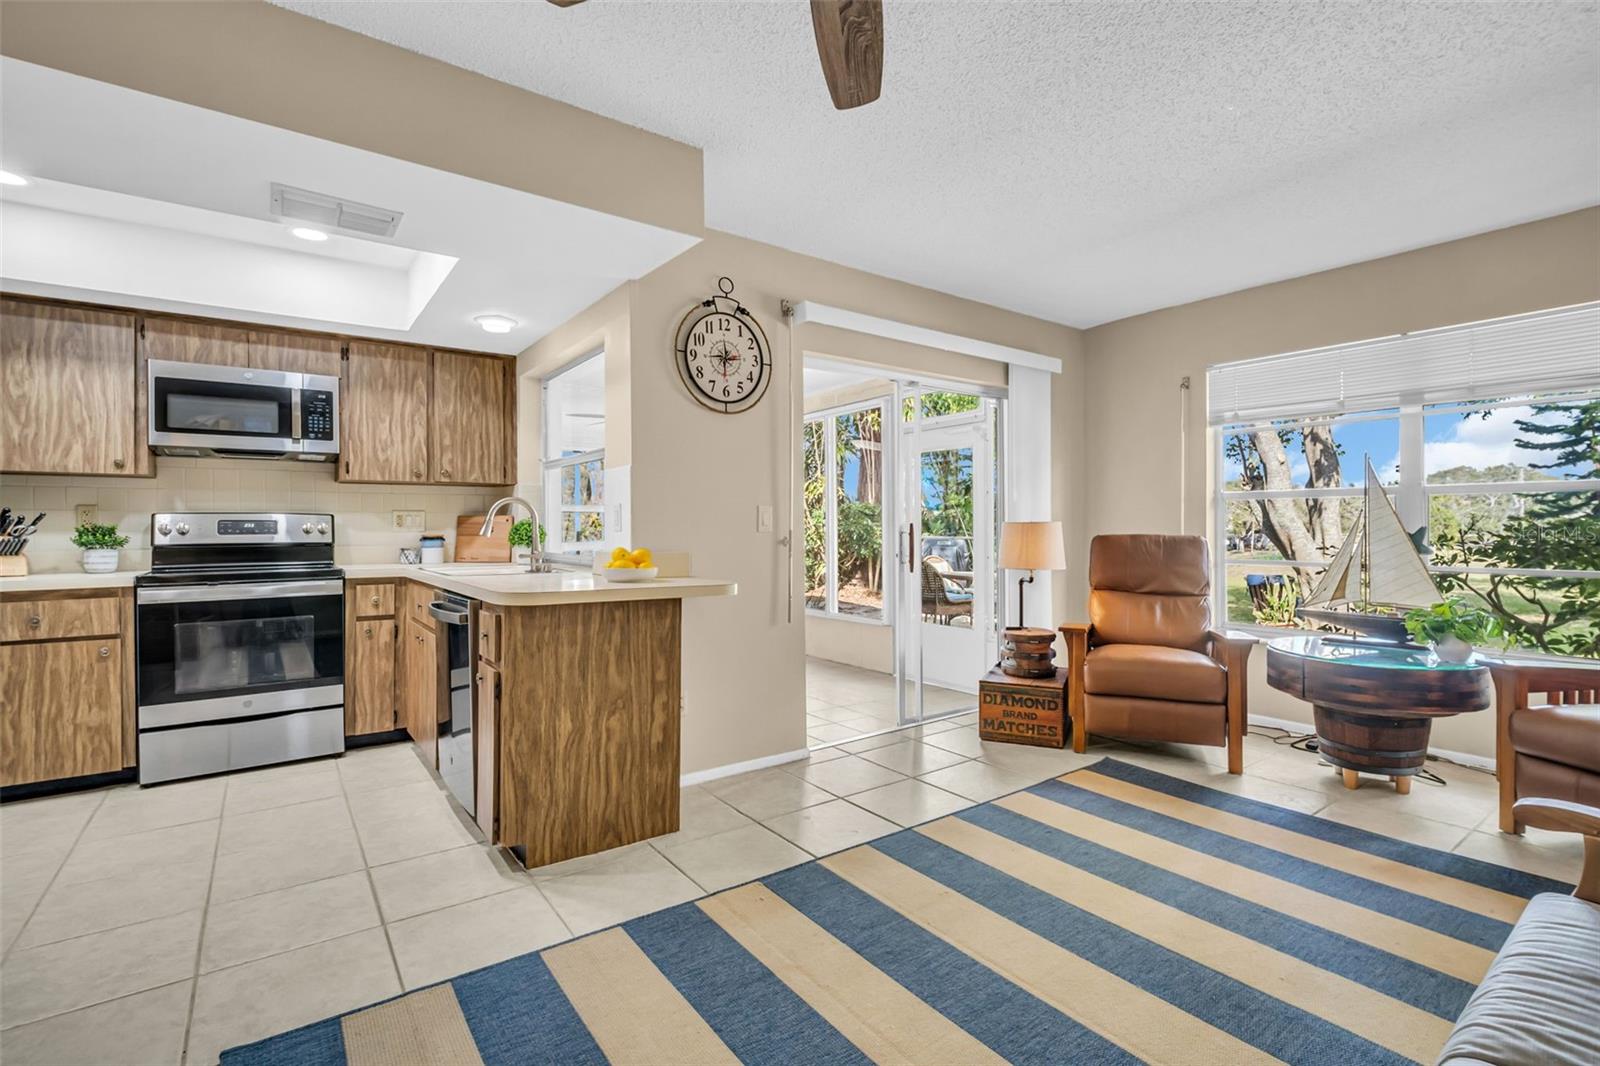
[428,603,470,625]
[137,579,344,604]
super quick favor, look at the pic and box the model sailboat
[1296,457,1441,641]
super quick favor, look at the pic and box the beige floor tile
[701,768,833,821]
[790,746,855,768]
[80,778,225,841]
[916,760,1039,803]
[846,778,976,827]
[55,819,218,888]
[387,887,570,990]
[647,787,753,848]
[209,823,366,904]
[0,980,191,1066]
[371,845,527,922]
[535,844,703,937]
[807,721,876,743]
[356,804,479,866]
[855,739,971,777]
[763,799,899,856]
[1453,828,1586,883]
[17,857,211,950]
[786,754,907,797]
[337,744,434,795]
[0,848,66,954]
[919,726,987,759]
[976,743,1100,781]
[0,791,103,860]
[222,760,343,817]
[0,910,201,1029]
[346,779,455,830]
[200,870,380,973]
[653,823,810,892]
[186,929,400,1066]
[1314,771,1492,829]
[525,841,653,882]
[837,729,911,754]
[218,796,352,857]
[1313,801,1473,851]
[806,703,866,724]
[1109,754,1333,815]
[902,715,974,738]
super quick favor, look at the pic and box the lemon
[608,559,637,569]
[610,546,630,562]
[629,548,653,567]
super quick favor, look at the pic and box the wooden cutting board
[455,515,513,562]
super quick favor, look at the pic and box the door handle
[907,523,917,574]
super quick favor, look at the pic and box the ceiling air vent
[269,183,403,239]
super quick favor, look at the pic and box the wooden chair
[1488,661,1600,835]
[920,557,973,626]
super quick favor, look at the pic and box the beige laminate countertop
[0,572,138,593]
[340,563,737,607]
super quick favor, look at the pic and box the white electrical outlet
[392,510,425,531]
[75,504,97,526]
[756,505,774,533]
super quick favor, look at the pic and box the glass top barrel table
[1265,634,1493,794]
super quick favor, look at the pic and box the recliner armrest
[1207,629,1255,671]
[1514,797,1600,838]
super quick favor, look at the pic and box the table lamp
[999,520,1066,677]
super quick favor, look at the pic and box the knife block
[0,555,29,577]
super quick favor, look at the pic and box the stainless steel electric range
[135,513,344,785]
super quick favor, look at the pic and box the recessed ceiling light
[290,226,329,242]
[0,171,29,187]
[475,314,517,334]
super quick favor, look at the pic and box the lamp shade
[1000,520,1066,571]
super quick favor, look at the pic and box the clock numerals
[676,303,770,413]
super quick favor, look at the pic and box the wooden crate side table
[979,666,1068,748]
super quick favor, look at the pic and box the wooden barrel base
[1001,627,1058,679]
[1313,705,1431,789]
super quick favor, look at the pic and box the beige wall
[806,616,894,675]
[1079,206,1600,758]
[620,231,1082,773]
[0,1,703,235]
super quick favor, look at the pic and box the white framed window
[542,350,606,558]
[1211,303,1599,660]
[805,398,892,622]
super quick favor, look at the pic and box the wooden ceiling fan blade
[810,0,884,110]
[546,0,587,7]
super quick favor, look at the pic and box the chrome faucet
[482,496,551,573]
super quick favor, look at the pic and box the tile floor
[805,656,974,746]
[0,721,1585,1065]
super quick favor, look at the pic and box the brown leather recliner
[1060,534,1253,774]
[1488,662,1600,834]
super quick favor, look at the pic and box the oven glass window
[165,392,281,435]
[173,615,316,695]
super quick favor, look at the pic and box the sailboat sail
[1303,513,1359,606]
[1297,457,1442,611]
[1362,459,1443,608]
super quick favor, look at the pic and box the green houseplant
[1403,598,1503,663]
[507,520,546,563]
[70,523,130,574]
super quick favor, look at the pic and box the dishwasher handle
[428,602,470,625]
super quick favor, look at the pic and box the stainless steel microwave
[148,360,339,460]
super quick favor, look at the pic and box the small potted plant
[71,522,130,574]
[506,519,546,565]
[1403,598,1502,663]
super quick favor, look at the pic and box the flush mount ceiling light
[475,314,518,334]
[290,226,329,242]
[0,170,29,186]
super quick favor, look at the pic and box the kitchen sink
[420,564,531,576]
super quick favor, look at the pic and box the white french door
[894,383,1003,726]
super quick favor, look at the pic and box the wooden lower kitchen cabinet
[491,598,682,868]
[401,607,441,766]
[344,581,398,737]
[0,589,134,788]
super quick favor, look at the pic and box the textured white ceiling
[275,1,1600,328]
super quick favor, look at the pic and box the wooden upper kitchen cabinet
[0,639,123,786]
[1,298,141,476]
[141,315,251,367]
[341,341,431,484]
[249,331,343,377]
[430,350,512,485]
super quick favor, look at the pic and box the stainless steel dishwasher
[428,591,476,816]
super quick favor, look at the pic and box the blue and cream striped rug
[224,758,1569,1065]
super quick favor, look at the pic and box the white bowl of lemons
[603,546,657,582]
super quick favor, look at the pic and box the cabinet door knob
[441,469,451,479]
[364,625,373,637]
[370,595,380,606]
[28,616,41,628]
[413,469,424,479]
[98,646,110,658]
[112,458,126,470]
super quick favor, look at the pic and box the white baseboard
[681,747,810,787]
[1250,713,1496,773]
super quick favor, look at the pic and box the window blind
[1207,302,1600,426]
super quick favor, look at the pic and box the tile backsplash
[0,458,512,573]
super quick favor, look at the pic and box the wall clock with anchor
[673,276,773,414]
